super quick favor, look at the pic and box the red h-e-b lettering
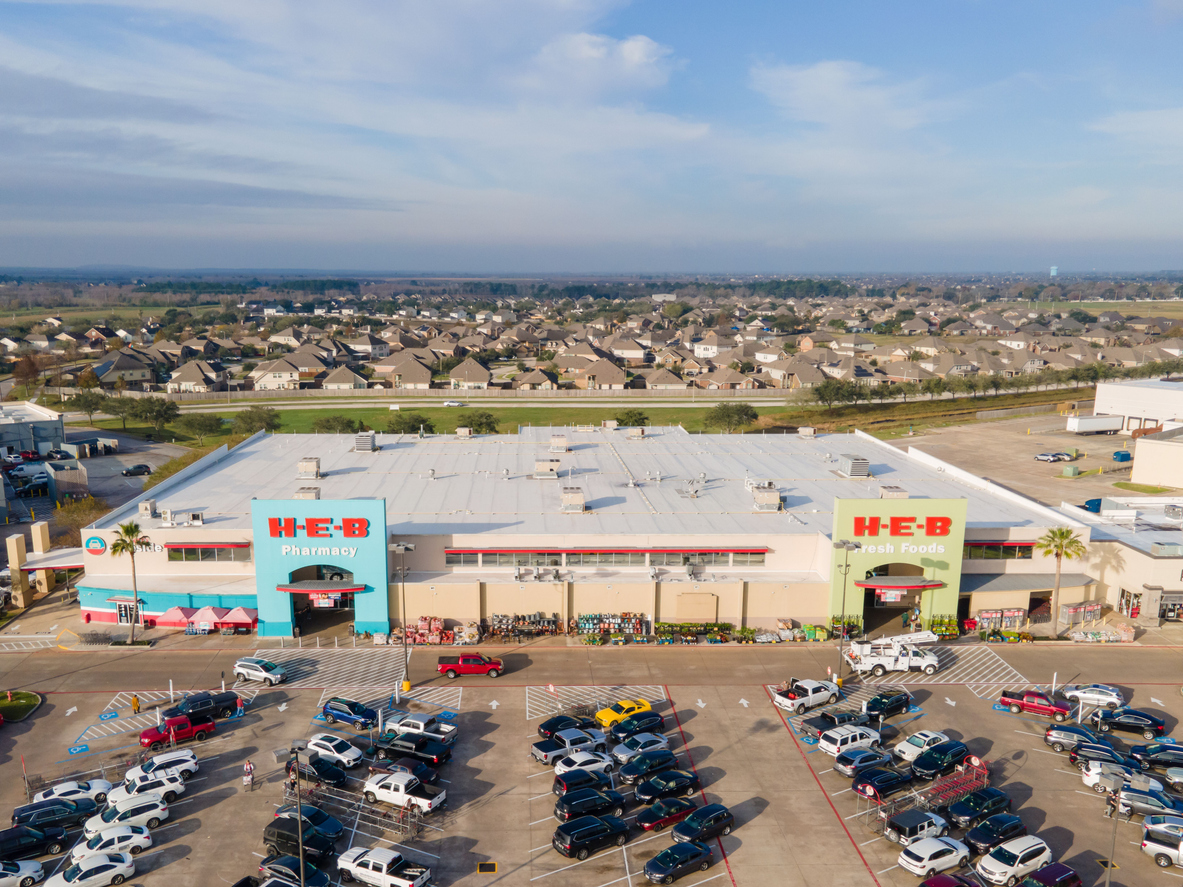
[268,518,296,537]
[925,516,951,536]
[305,518,330,538]
[342,518,369,538]
[853,516,881,536]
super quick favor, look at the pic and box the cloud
[750,60,945,132]
[1091,107,1183,158]
[521,32,675,96]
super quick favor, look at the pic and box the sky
[3,1,1183,273]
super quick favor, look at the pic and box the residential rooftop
[98,426,1072,539]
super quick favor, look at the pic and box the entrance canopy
[276,580,366,593]
[855,578,945,590]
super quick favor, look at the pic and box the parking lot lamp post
[290,739,308,887]
[833,540,861,679]
[390,543,415,694]
[1104,792,1118,887]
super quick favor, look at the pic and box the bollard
[298,636,302,648]
[335,636,338,648]
[353,635,356,648]
[280,637,284,648]
[169,679,174,702]
[317,637,320,648]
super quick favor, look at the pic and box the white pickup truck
[388,713,457,746]
[771,677,840,715]
[531,728,608,765]
[338,848,432,887]
[362,772,447,814]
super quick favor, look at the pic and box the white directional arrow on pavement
[65,706,77,716]
[696,699,706,709]
[48,624,58,631]
[1152,697,1165,706]
[739,699,749,708]
[489,700,500,709]
[945,698,957,707]
[277,703,288,712]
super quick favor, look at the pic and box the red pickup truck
[999,690,1071,722]
[139,715,217,751]
[438,654,503,679]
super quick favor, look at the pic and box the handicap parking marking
[865,645,1030,699]
[67,744,89,755]
[77,688,263,743]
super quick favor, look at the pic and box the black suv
[619,750,678,785]
[610,712,666,743]
[0,826,68,860]
[912,741,970,781]
[965,813,1027,857]
[554,788,627,823]
[552,815,630,860]
[538,715,598,740]
[863,691,911,720]
[801,709,871,739]
[1089,707,1166,740]
[263,819,337,864]
[671,804,734,843]
[11,798,97,829]
[947,787,1010,829]
[552,768,610,798]
[163,690,241,720]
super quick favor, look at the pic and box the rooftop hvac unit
[1165,504,1183,520]
[549,435,568,453]
[297,457,320,479]
[798,426,816,438]
[534,458,561,480]
[602,420,618,430]
[575,425,595,432]
[159,508,173,523]
[1152,542,1183,557]
[294,486,321,500]
[751,482,781,512]
[456,426,472,438]
[838,454,870,478]
[627,427,645,439]
[354,430,377,452]
[879,485,909,499]
[138,499,157,518]
[561,486,586,513]
[187,512,205,526]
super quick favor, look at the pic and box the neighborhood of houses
[8,289,1183,398]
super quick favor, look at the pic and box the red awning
[163,542,251,550]
[443,548,769,555]
[276,582,365,593]
[854,578,945,590]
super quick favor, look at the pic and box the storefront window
[963,544,1033,560]
[732,552,766,566]
[444,552,479,566]
[568,552,646,566]
[167,547,251,562]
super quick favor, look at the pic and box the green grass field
[0,691,41,721]
[1000,299,1183,321]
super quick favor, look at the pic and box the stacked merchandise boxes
[576,612,649,636]
[930,615,959,640]
[404,616,454,645]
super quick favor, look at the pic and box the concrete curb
[2,691,44,722]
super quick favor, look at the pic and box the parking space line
[877,865,899,874]
[530,817,555,826]
[530,792,555,801]
[860,837,882,846]
[528,848,620,880]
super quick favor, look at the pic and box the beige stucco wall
[1131,438,1183,488]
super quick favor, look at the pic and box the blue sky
[3,0,1183,272]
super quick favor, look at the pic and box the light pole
[833,539,861,680]
[289,738,308,887]
[390,542,415,694]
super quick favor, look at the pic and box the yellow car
[595,698,652,728]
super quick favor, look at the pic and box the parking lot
[0,642,1179,886]
[907,414,1154,505]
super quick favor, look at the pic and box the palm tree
[109,521,150,644]
[1035,527,1088,637]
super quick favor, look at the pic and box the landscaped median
[0,690,43,722]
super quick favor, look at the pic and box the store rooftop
[1059,496,1183,558]
[97,426,1066,537]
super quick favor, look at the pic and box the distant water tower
[1049,266,1058,277]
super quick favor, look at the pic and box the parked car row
[0,750,201,887]
[537,702,735,882]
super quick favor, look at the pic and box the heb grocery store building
[70,426,1104,638]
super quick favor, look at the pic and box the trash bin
[1113,451,1132,463]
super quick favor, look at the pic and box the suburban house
[512,368,558,390]
[322,367,368,390]
[572,358,627,390]
[166,360,227,393]
[449,357,492,390]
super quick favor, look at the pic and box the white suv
[84,796,168,838]
[106,771,186,806]
[234,657,287,685]
[818,725,881,758]
[975,836,1052,885]
[125,750,197,782]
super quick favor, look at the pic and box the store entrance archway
[280,564,364,636]
[855,563,945,639]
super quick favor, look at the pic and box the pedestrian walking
[131,694,140,715]
[235,697,246,719]
[1105,791,1117,819]
[243,760,255,792]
